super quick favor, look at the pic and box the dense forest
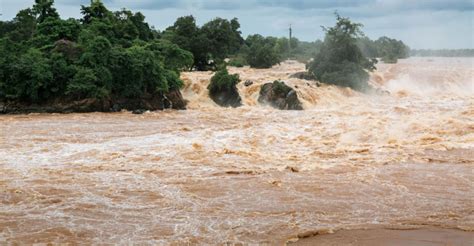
[0,0,415,113]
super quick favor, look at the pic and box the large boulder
[164,89,187,110]
[258,80,303,110]
[209,88,242,108]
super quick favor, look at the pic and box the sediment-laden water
[0,58,473,244]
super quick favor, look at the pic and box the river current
[0,57,473,244]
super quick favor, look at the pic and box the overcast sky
[1,0,473,49]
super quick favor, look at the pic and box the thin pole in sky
[288,24,292,59]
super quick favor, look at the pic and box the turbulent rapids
[0,58,473,244]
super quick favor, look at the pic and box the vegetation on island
[0,0,190,110]
[0,0,423,112]
[307,14,377,92]
[207,66,242,107]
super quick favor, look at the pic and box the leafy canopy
[0,0,190,104]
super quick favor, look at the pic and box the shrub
[208,66,240,93]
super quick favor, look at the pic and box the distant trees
[163,16,243,71]
[357,36,410,63]
[244,34,281,68]
[411,49,474,57]
[374,37,410,63]
[307,14,376,92]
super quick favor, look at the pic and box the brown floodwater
[0,58,473,244]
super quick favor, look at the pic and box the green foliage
[244,34,281,69]
[207,66,240,93]
[163,16,211,71]
[0,0,188,105]
[357,36,410,63]
[146,40,194,72]
[201,18,243,62]
[80,0,111,24]
[272,80,292,95]
[375,36,410,63]
[227,55,247,67]
[163,16,243,71]
[307,14,376,92]
[33,0,60,23]
[3,48,53,102]
[66,66,108,99]
[7,9,37,42]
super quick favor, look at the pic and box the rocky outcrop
[258,80,303,110]
[209,87,242,108]
[164,89,187,110]
[244,80,254,87]
[0,89,187,114]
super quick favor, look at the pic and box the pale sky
[1,0,473,49]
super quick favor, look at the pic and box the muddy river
[0,58,473,244]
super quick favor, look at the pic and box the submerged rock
[164,89,187,110]
[258,80,303,110]
[132,109,146,114]
[209,88,242,108]
[0,102,5,114]
[289,71,316,81]
[375,88,391,96]
[290,72,321,87]
[244,80,254,87]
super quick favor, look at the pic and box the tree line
[411,49,474,57]
[0,0,413,108]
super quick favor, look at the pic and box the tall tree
[307,14,376,92]
[33,0,60,23]
[80,0,110,24]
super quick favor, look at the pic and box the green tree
[146,40,194,72]
[80,0,111,24]
[7,48,53,102]
[7,9,37,42]
[32,17,81,48]
[164,16,243,71]
[66,66,108,99]
[375,36,410,63]
[33,0,60,23]
[307,14,376,91]
[163,16,212,70]
[201,17,243,62]
[245,35,281,68]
